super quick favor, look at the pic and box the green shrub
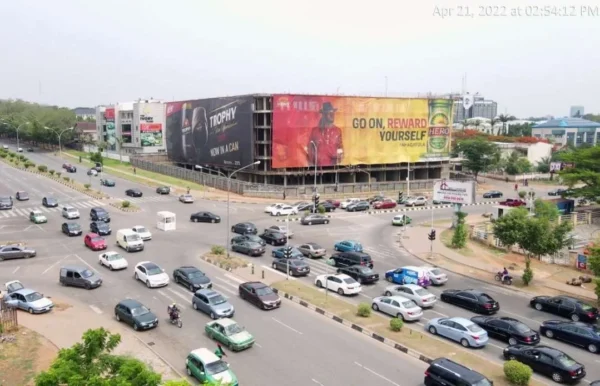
[8,152,15,158]
[518,190,527,199]
[0,153,6,158]
[49,169,55,175]
[357,303,371,317]
[211,245,225,255]
[18,155,26,161]
[317,205,326,214]
[522,260,533,286]
[27,162,35,168]
[84,183,91,190]
[56,172,62,178]
[121,200,131,208]
[63,176,70,182]
[390,317,404,332]
[504,360,532,386]
[37,165,47,172]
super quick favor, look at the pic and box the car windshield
[248,235,261,242]
[127,234,141,241]
[343,278,357,285]
[205,360,229,375]
[25,292,44,302]
[70,224,81,230]
[247,242,261,248]
[578,302,594,311]
[136,227,148,233]
[308,243,321,249]
[225,323,244,335]
[467,324,484,333]
[131,306,150,317]
[358,267,373,274]
[291,260,306,267]
[478,294,494,302]
[512,322,531,333]
[67,208,77,212]
[107,254,123,261]
[256,287,274,296]
[415,288,430,296]
[97,223,108,229]
[402,300,417,308]
[208,295,226,305]
[46,198,56,203]
[92,237,104,243]
[96,211,107,216]
[146,266,163,275]
[81,269,94,278]
[556,354,577,367]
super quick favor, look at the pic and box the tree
[461,119,470,129]
[451,212,468,248]
[558,145,600,199]
[115,136,124,163]
[497,114,516,135]
[583,113,600,123]
[454,138,501,181]
[488,117,498,135]
[536,156,551,173]
[472,119,482,132]
[504,151,532,175]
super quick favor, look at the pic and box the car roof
[138,261,159,269]
[533,346,568,357]
[63,205,75,209]
[333,273,352,280]
[401,284,424,290]
[243,281,268,289]
[64,222,79,226]
[197,289,220,297]
[429,358,487,383]
[31,209,43,214]
[386,295,411,303]
[190,348,220,364]
[87,233,100,237]
[212,318,236,328]
[62,265,87,271]
[13,288,36,296]
[119,298,143,308]
[449,317,475,326]
[1,244,22,248]
[91,207,106,211]
[178,266,200,273]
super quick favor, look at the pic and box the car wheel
[0,257,3,262]
[186,366,192,376]
[211,219,215,223]
[272,263,277,269]
[109,265,114,271]
[288,269,294,276]
[231,227,235,232]
[386,276,393,283]
[428,326,437,335]
[337,288,344,295]
[508,337,518,346]
[316,280,323,288]
[551,373,563,383]
[28,308,34,314]
[193,218,198,223]
[146,280,151,288]
[545,329,554,338]
[588,343,598,353]
[307,222,312,225]
[397,313,405,321]
[210,312,217,320]
[125,246,130,252]
[357,277,363,284]
[85,283,91,290]
[116,313,121,321]
[534,303,543,311]
[460,338,470,348]
[133,323,139,331]
[193,302,198,310]
[571,313,580,322]
[385,291,392,296]
[334,246,338,251]
[189,284,194,292]
[324,220,329,224]
[134,272,139,280]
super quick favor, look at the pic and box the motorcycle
[167,306,183,328]
[494,272,513,285]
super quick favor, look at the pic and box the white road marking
[312,379,325,386]
[212,283,237,296]
[41,255,69,274]
[166,287,190,302]
[426,310,448,317]
[223,273,244,284]
[272,317,303,335]
[158,290,177,303]
[500,310,541,326]
[89,305,103,314]
[261,265,296,279]
[74,254,102,275]
[12,266,20,274]
[254,343,262,348]
[354,362,400,386]
[215,277,240,289]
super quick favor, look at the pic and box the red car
[499,199,527,207]
[62,163,72,169]
[326,199,340,208]
[84,233,107,250]
[373,199,397,210]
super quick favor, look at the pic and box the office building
[452,94,498,123]
[532,118,600,147]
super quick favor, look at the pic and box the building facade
[570,106,585,118]
[493,141,553,165]
[452,95,498,123]
[532,118,600,147]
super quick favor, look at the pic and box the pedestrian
[283,191,286,200]
[133,167,136,175]
[187,187,190,194]
[214,344,227,359]
[524,179,529,187]
[505,177,509,183]
[514,183,518,191]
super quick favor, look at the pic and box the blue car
[385,266,431,287]
[272,247,304,259]
[334,240,363,253]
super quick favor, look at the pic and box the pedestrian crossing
[124,195,174,204]
[0,200,107,218]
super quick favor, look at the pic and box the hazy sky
[1,0,598,117]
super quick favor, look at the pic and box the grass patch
[441,229,476,257]
[202,252,248,271]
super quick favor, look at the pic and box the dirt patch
[202,253,248,271]
[51,301,72,312]
[441,229,477,258]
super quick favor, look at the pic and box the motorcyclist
[501,267,509,283]
[168,303,180,321]
[215,343,227,359]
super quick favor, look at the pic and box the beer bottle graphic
[427,99,453,156]
[181,102,193,159]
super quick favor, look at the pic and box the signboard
[577,254,587,270]
[433,179,476,205]
[140,123,163,147]
[462,94,474,110]
[104,108,116,151]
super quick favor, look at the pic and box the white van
[116,229,144,252]
[340,198,360,209]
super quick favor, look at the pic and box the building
[74,122,98,142]
[452,94,498,123]
[570,106,585,118]
[96,100,166,154]
[532,118,600,147]
[72,107,96,121]
[164,94,454,188]
[493,141,553,166]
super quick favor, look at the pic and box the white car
[371,295,423,321]
[267,225,294,239]
[179,194,194,203]
[405,196,428,207]
[132,225,152,241]
[340,198,360,209]
[61,205,80,219]
[134,261,169,288]
[423,266,448,285]
[269,205,298,216]
[98,251,128,271]
[314,273,362,295]
[17,147,23,153]
[264,203,285,213]
[384,284,437,308]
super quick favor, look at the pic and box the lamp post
[44,124,76,158]
[16,122,29,151]
[355,168,371,192]
[197,165,227,198]
[310,141,318,211]
[226,161,261,257]
[406,162,411,197]
[285,212,292,280]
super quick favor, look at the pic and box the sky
[1,0,599,117]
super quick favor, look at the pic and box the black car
[90,207,110,223]
[156,186,170,194]
[231,222,257,235]
[42,197,58,207]
[114,299,158,331]
[190,212,221,223]
[125,188,143,197]
[368,195,385,204]
[440,289,499,314]
[15,191,29,201]
[231,234,265,247]
[66,166,77,173]
[424,357,492,386]
[259,230,287,246]
[336,265,379,284]
[482,190,503,199]
[239,281,281,310]
[100,179,115,187]
[297,202,314,212]
[232,241,266,257]
[27,147,34,152]
[530,295,599,323]
[540,320,600,353]
[173,266,212,292]
[90,221,111,235]
[470,316,539,346]
[347,201,370,212]
[503,345,585,384]
[300,214,330,225]
[0,196,13,210]
[548,189,570,196]
[331,251,374,269]
[271,258,310,276]
[61,222,83,237]
[309,201,336,213]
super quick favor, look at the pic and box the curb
[201,255,249,271]
[275,215,332,222]
[131,333,185,380]
[108,201,141,213]
[367,201,500,215]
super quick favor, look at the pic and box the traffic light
[314,194,320,208]
[398,191,404,201]
[284,246,293,259]
[428,230,436,241]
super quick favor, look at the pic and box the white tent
[157,211,176,231]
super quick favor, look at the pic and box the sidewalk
[400,225,596,301]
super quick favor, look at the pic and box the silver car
[179,194,194,203]
[424,267,448,285]
[297,242,326,258]
[268,225,294,239]
[371,295,423,321]
[192,289,234,319]
[4,288,54,314]
[405,196,428,207]
[425,317,489,348]
[384,284,437,308]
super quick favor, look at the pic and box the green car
[205,318,255,352]
[156,186,170,194]
[391,214,411,226]
[100,179,115,187]
[29,210,47,224]
[186,348,238,385]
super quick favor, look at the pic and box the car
[93,162,103,172]
[173,266,212,291]
[405,196,428,207]
[269,204,298,216]
[90,207,110,222]
[1,144,7,149]
[230,234,265,247]
[424,358,493,386]
[4,280,24,294]
[336,265,379,284]
[231,241,265,257]
[422,266,448,285]
[156,186,170,194]
[315,273,362,296]
[84,233,107,250]
[296,202,315,211]
[325,199,340,207]
[264,203,285,213]
[291,201,310,211]
[132,225,152,241]
[179,194,194,203]
[190,211,221,223]
[66,166,77,173]
[0,196,13,210]
[15,191,29,201]
[368,195,386,204]
[272,258,310,276]
[297,242,326,258]
[503,345,586,384]
[540,320,600,353]
[548,188,569,196]
[384,284,437,308]
[98,251,128,270]
[42,196,58,207]
[59,265,103,289]
[331,251,374,268]
[441,289,499,314]
[340,198,360,209]
[205,319,255,351]
[372,295,423,321]
[267,225,294,239]
[61,222,83,236]
[114,299,158,331]
[87,169,98,176]
[61,205,80,219]
[125,188,143,197]
[192,288,235,319]
[231,222,257,235]
[346,201,370,212]
[385,266,431,287]
[483,190,503,199]
[0,244,36,261]
[530,295,599,322]
[62,163,72,169]
[334,240,363,252]
[309,201,337,213]
[499,198,527,207]
[272,247,304,259]
[90,221,111,235]
[134,261,169,288]
[29,210,47,224]
[100,178,115,187]
[300,214,330,225]
[239,281,281,310]
[391,214,412,226]
[259,230,287,246]
[373,199,397,210]
[3,288,54,314]
[426,317,489,348]
[185,348,238,385]
[471,316,540,346]
[16,147,23,152]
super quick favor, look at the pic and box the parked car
[297,242,326,258]
[134,261,169,288]
[205,318,255,351]
[405,196,428,207]
[267,225,294,239]
[271,247,304,259]
[540,320,600,353]
[373,199,397,210]
[483,190,503,199]
[173,266,212,291]
[84,233,107,251]
[269,204,298,216]
[61,222,83,236]
[230,234,265,247]
[192,289,234,319]
[131,225,152,241]
[98,251,128,270]
[334,240,363,252]
[100,178,115,187]
[90,207,110,222]
[190,211,221,223]
[61,205,80,219]
[156,186,170,194]
[309,201,337,212]
[179,194,194,203]
[259,230,286,246]
[471,316,540,346]
[271,258,310,276]
[231,222,257,235]
[300,214,330,225]
[340,198,360,209]
[264,203,285,213]
[125,188,143,197]
[238,281,281,310]
[337,265,379,284]
[424,358,492,386]
[185,348,238,385]
[90,221,111,235]
[42,197,58,207]
[231,241,265,257]
[15,191,29,201]
[530,295,599,323]
[384,284,437,308]
[29,210,47,224]
[114,299,158,331]
[385,266,431,287]
[426,317,489,348]
[3,288,54,314]
[331,251,373,268]
[441,289,499,314]
[0,244,36,261]
[315,273,362,296]
[499,198,527,207]
[422,266,448,285]
[503,345,586,384]
[372,295,423,321]
[391,214,412,226]
[346,201,370,212]
[325,199,340,207]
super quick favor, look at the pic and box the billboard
[166,97,254,167]
[140,123,163,147]
[103,108,116,151]
[272,95,453,168]
[433,179,475,205]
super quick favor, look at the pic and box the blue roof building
[532,118,600,147]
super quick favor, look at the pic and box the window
[67,271,74,278]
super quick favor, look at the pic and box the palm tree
[115,137,125,163]
[489,118,499,135]
[473,119,482,132]
[461,119,470,129]
[497,114,516,135]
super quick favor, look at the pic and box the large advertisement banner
[103,108,116,151]
[272,95,453,168]
[166,97,254,167]
[140,123,163,147]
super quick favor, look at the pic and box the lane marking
[254,343,262,348]
[312,379,325,386]
[74,254,103,275]
[426,310,448,317]
[12,266,20,274]
[354,362,400,386]
[500,310,541,326]
[223,273,244,284]
[166,287,190,302]
[158,290,176,303]
[89,305,103,314]
[41,255,70,274]
[272,317,303,335]
[215,277,240,289]
[212,283,237,296]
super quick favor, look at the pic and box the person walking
[133,167,137,175]
[283,191,286,200]
[514,183,518,192]
[187,187,190,194]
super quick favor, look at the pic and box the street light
[406,162,411,197]
[355,168,371,192]
[310,141,318,211]
[16,122,29,152]
[226,161,261,257]
[44,124,77,157]
[285,212,292,280]
[197,165,227,198]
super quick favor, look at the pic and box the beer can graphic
[427,99,453,155]
[181,102,193,158]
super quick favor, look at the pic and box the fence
[0,299,18,332]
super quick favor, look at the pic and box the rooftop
[533,118,600,129]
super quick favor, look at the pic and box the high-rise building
[570,106,584,118]
[452,94,498,123]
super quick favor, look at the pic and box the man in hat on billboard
[307,102,343,167]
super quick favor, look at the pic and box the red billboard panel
[104,108,115,120]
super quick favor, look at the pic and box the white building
[493,141,553,165]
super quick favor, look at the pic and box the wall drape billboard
[166,97,254,167]
[140,123,163,147]
[272,95,453,168]
[103,108,116,151]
